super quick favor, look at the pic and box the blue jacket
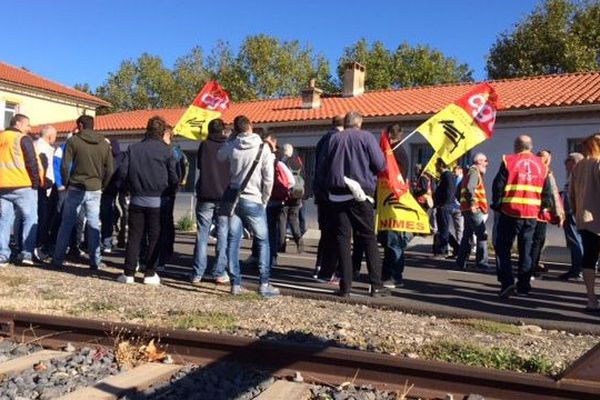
[323,128,385,197]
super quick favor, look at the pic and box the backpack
[271,161,291,202]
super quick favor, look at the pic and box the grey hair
[282,143,293,156]
[39,125,56,138]
[343,111,363,129]
[472,152,487,164]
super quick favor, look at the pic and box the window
[567,138,584,154]
[3,102,18,129]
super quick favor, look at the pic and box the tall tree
[73,83,92,94]
[235,34,334,99]
[172,46,209,104]
[487,0,600,79]
[338,39,472,89]
[393,43,472,87]
[95,53,178,112]
[338,39,394,89]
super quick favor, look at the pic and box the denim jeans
[456,211,489,269]
[52,187,101,267]
[228,198,270,286]
[0,188,38,261]
[495,214,536,292]
[563,199,583,275]
[192,201,228,279]
[378,230,412,283]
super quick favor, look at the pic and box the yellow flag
[417,83,498,177]
[174,80,230,141]
[376,180,430,234]
[174,107,221,141]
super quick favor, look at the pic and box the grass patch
[454,319,522,335]
[171,311,236,332]
[420,339,555,375]
[0,275,29,288]
[221,292,261,302]
[176,214,195,232]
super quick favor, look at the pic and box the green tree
[95,53,178,112]
[487,0,600,79]
[338,39,394,89]
[234,34,333,99]
[393,43,473,87]
[73,83,92,94]
[172,46,209,104]
[338,39,472,89]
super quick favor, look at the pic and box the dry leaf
[34,362,48,372]
[143,339,167,362]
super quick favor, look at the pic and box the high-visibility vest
[500,153,548,219]
[459,167,488,213]
[0,130,34,189]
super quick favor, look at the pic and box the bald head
[514,135,533,153]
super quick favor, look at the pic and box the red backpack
[270,161,291,202]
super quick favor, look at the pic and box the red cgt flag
[379,130,408,200]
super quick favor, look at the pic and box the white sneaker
[117,274,134,284]
[143,274,161,285]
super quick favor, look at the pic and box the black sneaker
[499,284,516,299]
[370,286,391,298]
[558,272,583,282]
[336,290,350,298]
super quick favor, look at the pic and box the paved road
[103,234,600,334]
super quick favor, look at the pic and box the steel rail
[0,310,599,400]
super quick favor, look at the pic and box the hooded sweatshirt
[217,132,274,205]
[61,129,113,191]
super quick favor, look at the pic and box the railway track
[0,311,599,399]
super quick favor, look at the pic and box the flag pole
[391,129,417,151]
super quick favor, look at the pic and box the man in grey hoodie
[217,115,279,297]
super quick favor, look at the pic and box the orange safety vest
[500,153,548,219]
[0,130,43,189]
[459,167,488,213]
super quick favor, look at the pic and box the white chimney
[301,78,323,109]
[342,62,366,97]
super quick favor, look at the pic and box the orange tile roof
[44,71,600,134]
[0,62,110,107]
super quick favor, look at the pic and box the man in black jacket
[190,119,230,284]
[433,158,457,257]
[116,116,178,285]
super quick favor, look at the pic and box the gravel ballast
[0,264,598,376]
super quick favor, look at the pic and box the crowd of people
[1,112,599,307]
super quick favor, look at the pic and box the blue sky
[5,0,540,89]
